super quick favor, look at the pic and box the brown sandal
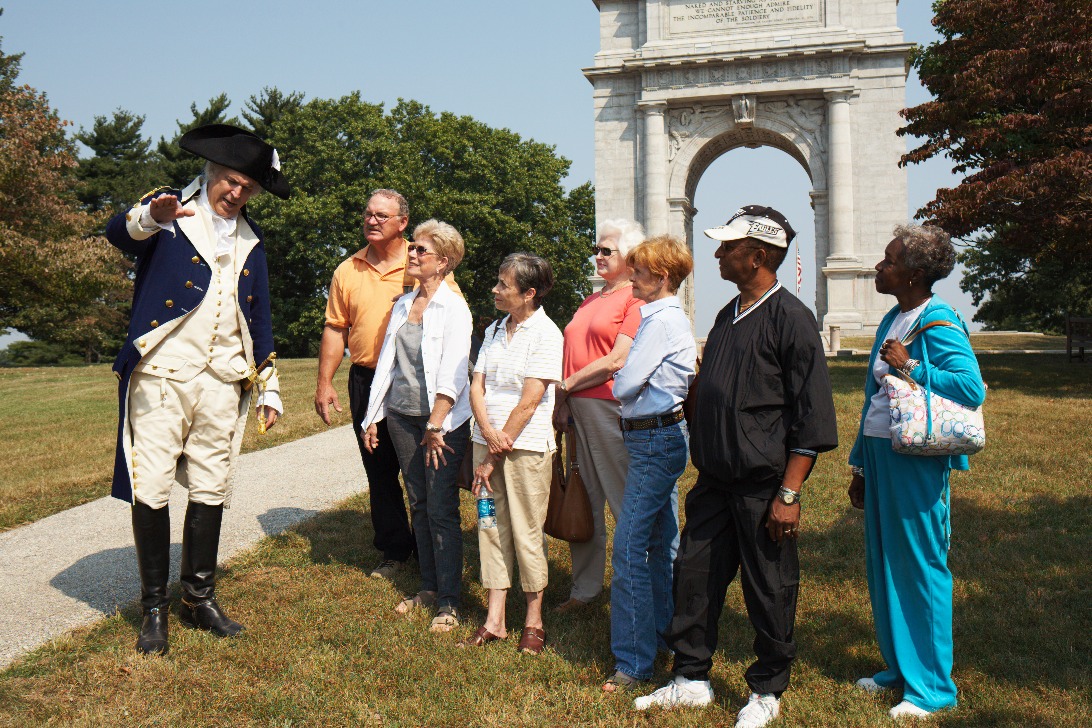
[602,670,641,693]
[458,626,504,648]
[517,626,546,655]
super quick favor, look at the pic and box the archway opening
[691,146,817,339]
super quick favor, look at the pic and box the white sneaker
[633,675,714,710]
[855,677,886,694]
[889,700,932,720]
[735,692,780,728]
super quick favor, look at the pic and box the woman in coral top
[552,219,645,613]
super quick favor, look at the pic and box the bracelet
[899,358,921,375]
[425,422,443,433]
[851,465,865,478]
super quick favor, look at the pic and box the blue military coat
[105,177,275,503]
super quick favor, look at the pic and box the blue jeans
[610,420,687,680]
[386,412,469,613]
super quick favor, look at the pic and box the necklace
[599,281,632,298]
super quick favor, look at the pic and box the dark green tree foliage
[75,109,157,215]
[0,18,131,362]
[248,92,389,355]
[53,79,594,357]
[156,94,235,184]
[243,87,305,140]
[251,97,594,355]
[900,0,1092,331]
[0,340,86,367]
[382,100,592,328]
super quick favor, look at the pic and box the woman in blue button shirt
[603,235,697,692]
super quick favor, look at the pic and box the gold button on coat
[191,256,200,264]
[150,320,158,328]
[242,269,250,276]
[246,295,253,302]
[185,281,193,288]
[165,300,173,307]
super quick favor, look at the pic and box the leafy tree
[243,87,305,140]
[250,97,594,355]
[381,99,591,326]
[75,108,158,215]
[0,20,131,361]
[156,93,235,184]
[0,340,86,367]
[900,0,1092,330]
[249,92,390,355]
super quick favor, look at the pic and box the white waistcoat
[135,237,248,383]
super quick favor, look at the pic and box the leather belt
[619,408,685,432]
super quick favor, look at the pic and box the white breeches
[129,370,242,508]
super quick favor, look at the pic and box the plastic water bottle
[477,484,497,529]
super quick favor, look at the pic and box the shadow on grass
[256,483,1091,712]
[977,354,1092,398]
[50,544,181,616]
[948,493,1091,690]
[796,493,1091,700]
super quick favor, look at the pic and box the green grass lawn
[0,355,1089,725]
[0,359,352,532]
[841,333,1067,351]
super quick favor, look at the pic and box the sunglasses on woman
[408,245,437,257]
[592,245,618,257]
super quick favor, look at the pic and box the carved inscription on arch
[668,0,824,35]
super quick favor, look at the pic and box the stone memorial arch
[584,0,913,331]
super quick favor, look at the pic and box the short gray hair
[597,218,645,257]
[369,188,409,217]
[499,252,554,309]
[203,161,263,194]
[893,224,957,286]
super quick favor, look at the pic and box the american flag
[796,241,802,297]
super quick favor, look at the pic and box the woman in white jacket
[362,219,473,633]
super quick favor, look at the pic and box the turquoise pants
[862,436,958,712]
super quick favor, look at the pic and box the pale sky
[2,1,973,342]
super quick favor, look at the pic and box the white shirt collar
[639,295,682,317]
[199,179,238,257]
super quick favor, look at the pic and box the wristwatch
[425,422,443,434]
[777,486,801,506]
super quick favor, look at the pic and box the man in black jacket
[635,206,838,728]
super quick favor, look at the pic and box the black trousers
[348,364,415,562]
[667,472,799,695]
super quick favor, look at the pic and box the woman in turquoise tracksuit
[847,224,986,720]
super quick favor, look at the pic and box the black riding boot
[132,501,170,655]
[178,501,244,637]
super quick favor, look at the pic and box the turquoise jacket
[848,296,986,471]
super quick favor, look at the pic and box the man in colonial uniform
[106,124,290,655]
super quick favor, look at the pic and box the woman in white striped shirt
[464,253,563,656]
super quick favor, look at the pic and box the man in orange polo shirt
[315,189,419,578]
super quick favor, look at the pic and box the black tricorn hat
[179,123,291,199]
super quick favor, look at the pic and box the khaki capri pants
[474,443,553,593]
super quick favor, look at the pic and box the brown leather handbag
[543,432,594,543]
[455,445,475,491]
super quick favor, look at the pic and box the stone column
[669,196,697,324]
[825,89,858,262]
[810,189,830,322]
[641,102,669,235]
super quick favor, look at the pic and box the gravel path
[0,425,364,669]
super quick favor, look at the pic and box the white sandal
[429,609,460,633]
[394,591,436,615]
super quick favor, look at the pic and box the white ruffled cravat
[198,181,238,257]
